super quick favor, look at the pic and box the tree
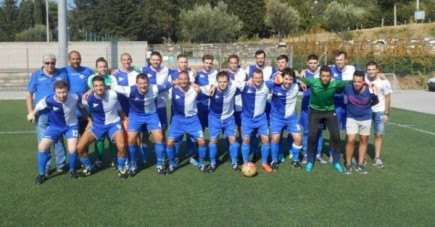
[0,0,19,41]
[178,1,243,43]
[265,0,300,41]
[224,0,268,39]
[323,1,365,33]
[16,0,34,31]
[15,24,47,41]
[33,0,45,25]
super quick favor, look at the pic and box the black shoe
[250,154,259,163]
[199,165,209,173]
[208,164,217,173]
[271,162,279,171]
[167,165,176,175]
[35,174,46,185]
[118,169,129,179]
[79,168,93,177]
[156,166,166,176]
[111,158,118,170]
[129,168,138,177]
[68,171,79,179]
[232,164,241,172]
[291,160,302,169]
[92,161,103,170]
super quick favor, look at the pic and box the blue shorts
[128,112,162,133]
[335,105,346,131]
[196,102,209,129]
[372,111,385,135]
[87,122,122,141]
[168,115,204,141]
[270,114,302,135]
[241,113,269,138]
[157,107,168,130]
[300,109,326,132]
[208,114,237,140]
[44,125,79,142]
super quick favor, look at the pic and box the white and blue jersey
[239,81,274,119]
[112,70,140,114]
[202,82,239,121]
[128,83,172,116]
[171,86,199,117]
[28,68,69,111]
[83,90,122,126]
[195,69,218,105]
[246,65,277,81]
[141,66,170,109]
[301,68,319,112]
[330,65,355,106]
[270,83,299,119]
[35,93,82,127]
[227,68,247,112]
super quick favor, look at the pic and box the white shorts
[346,118,372,136]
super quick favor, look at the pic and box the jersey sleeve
[157,81,173,93]
[264,80,275,90]
[34,97,49,112]
[27,73,38,93]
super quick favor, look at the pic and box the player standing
[26,53,67,174]
[366,61,392,169]
[297,65,351,173]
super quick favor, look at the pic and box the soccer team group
[26,49,392,184]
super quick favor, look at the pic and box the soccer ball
[241,162,257,177]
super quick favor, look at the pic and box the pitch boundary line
[388,122,435,136]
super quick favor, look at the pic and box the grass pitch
[0,100,434,226]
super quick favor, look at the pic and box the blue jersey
[227,68,247,112]
[202,82,238,120]
[239,81,274,118]
[169,69,195,82]
[301,68,319,111]
[195,69,218,105]
[141,66,170,108]
[171,86,199,117]
[343,84,372,121]
[64,66,93,95]
[34,93,82,127]
[271,83,299,119]
[83,90,122,126]
[128,83,172,116]
[28,68,69,106]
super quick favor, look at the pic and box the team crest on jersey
[246,89,254,94]
[56,78,62,81]
[175,95,180,99]
[119,77,125,81]
[276,92,284,96]
[93,103,99,107]
[53,106,59,111]
[79,74,85,79]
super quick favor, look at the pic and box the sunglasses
[44,62,55,65]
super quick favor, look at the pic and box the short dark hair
[353,70,365,79]
[136,73,149,83]
[335,50,347,59]
[282,67,296,80]
[216,71,229,81]
[255,50,266,58]
[320,65,331,74]
[252,68,263,76]
[228,54,239,63]
[307,54,318,61]
[178,70,189,79]
[177,54,188,60]
[202,54,214,62]
[54,80,69,91]
[92,75,105,84]
[366,60,378,69]
[277,54,288,62]
[151,51,162,59]
[95,57,107,67]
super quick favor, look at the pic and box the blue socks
[140,143,148,163]
[154,143,165,167]
[197,146,207,166]
[241,144,250,163]
[229,143,239,165]
[79,157,92,171]
[128,145,138,169]
[37,152,48,175]
[208,143,217,166]
[117,157,126,170]
[68,153,77,172]
[261,144,270,165]
[271,142,279,163]
[291,144,302,162]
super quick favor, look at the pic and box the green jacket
[298,77,351,112]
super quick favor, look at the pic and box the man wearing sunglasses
[26,53,69,175]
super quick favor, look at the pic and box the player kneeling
[76,76,129,179]
[28,81,87,184]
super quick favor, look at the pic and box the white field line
[388,122,435,136]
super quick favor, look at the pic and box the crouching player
[270,68,303,171]
[27,81,87,184]
[119,73,172,176]
[77,76,129,179]
[165,71,208,174]
[202,71,240,172]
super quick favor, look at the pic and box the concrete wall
[0,41,148,70]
